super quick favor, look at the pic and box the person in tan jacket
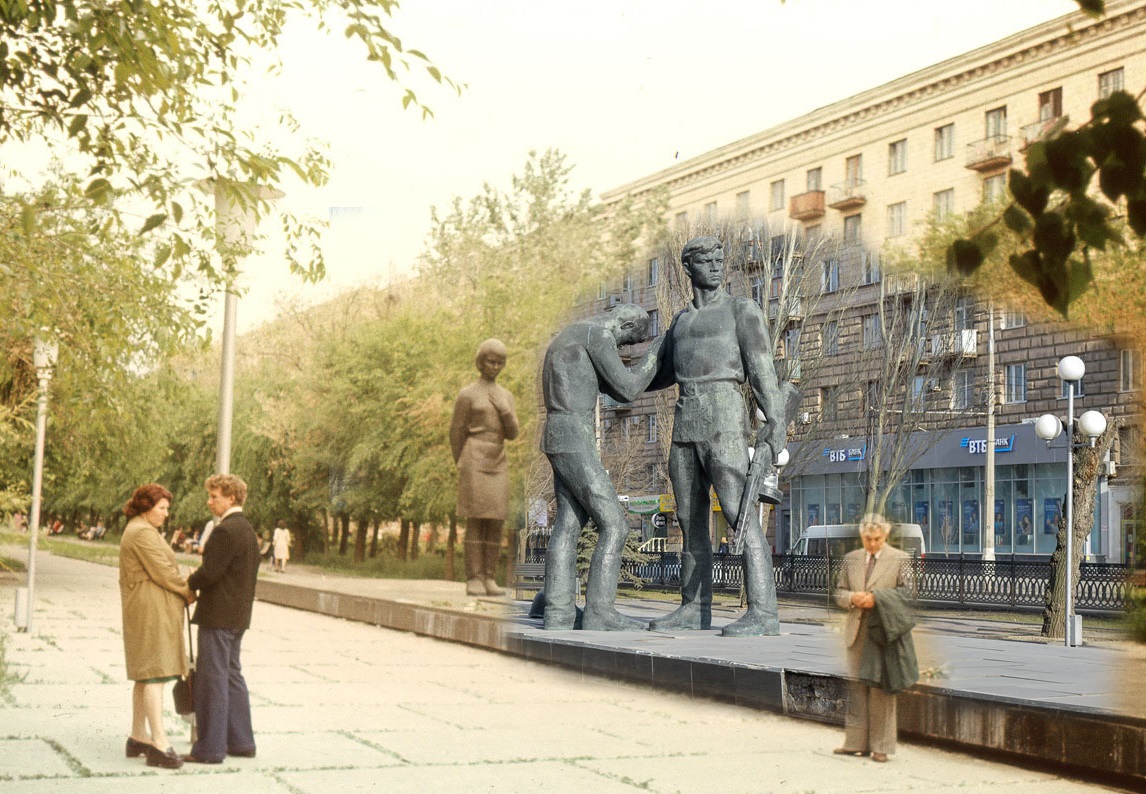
[118,483,195,770]
[832,513,913,762]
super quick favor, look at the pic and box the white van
[790,523,926,558]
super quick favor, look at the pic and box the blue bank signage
[822,442,866,463]
[960,434,1016,455]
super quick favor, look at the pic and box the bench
[511,561,546,601]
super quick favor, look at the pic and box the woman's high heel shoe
[144,744,184,769]
[126,737,151,758]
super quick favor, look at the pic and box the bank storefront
[783,422,1123,560]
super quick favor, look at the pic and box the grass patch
[300,550,468,582]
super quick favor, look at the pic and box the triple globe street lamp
[1033,355,1107,648]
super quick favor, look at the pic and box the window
[952,370,973,410]
[888,139,907,175]
[784,326,802,360]
[1099,67,1125,99]
[985,106,1007,140]
[845,154,863,186]
[934,123,954,161]
[863,314,882,350]
[823,320,839,356]
[646,414,658,444]
[1120,349,1142,391]
[736,190,750,220]
[1060,377,1086,399]
[820,385,838,421]
[674,211,688,228]
[983,173,1007,203]
[862,250,880,285]
[647,257,659,286]
[770,180,785,212]
[704,202,717,224]
[954,296,972,330]
[821,258,840,293]
[1004,363,1027,403]
[1038,87,1063,121]
[752,277,766,307]
[807,167,822,192]
[597,281,607,299]
[805,224,822,246]
[910,376,927,410]
[1000,309,1025,329]
[843,213,862,244]
[933,188,955,221]
[623,272,633,292]
[863,379,880,415]
[648,309,660,339]
[770,235,788,264]
[887,202,906,237]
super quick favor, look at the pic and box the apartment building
[594,1,1145,561]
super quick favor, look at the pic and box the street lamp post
[1034,355,1107,648]
[198,179,283,474]
[18,336,58,633]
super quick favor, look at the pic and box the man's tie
[864,553,876,585]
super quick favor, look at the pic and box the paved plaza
[0,550,1136,792]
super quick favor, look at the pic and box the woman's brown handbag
[172,606,195,715]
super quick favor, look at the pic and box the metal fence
[576,552,1131,612]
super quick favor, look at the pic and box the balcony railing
[826,180,866,210]
[789,190,826,221]
[931,328,978,358]
[965,135,1012,171]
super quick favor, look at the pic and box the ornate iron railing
[611,553,1130,611]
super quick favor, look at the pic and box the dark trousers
[192,627,255,761]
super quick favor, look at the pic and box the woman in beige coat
[119,483,194,770]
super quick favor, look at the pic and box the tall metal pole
[216,290,238,475]
[22,339,56,633]
[983,303,996,562]
[1065,380,1075,648]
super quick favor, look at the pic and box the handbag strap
[185,605,194,665]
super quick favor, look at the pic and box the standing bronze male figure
[648,236,791,637]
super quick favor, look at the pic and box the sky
[225,0,1083,333]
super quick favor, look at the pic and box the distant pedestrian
[184,473,261,764]
[118,483,195,770]
[832,514,918,763]
[272,520,292,572]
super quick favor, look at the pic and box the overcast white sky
[227,0,1082,332]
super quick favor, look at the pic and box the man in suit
[185,474,261,763]
[832,514,913,762]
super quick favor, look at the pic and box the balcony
[601,394,632,413]
[827,180,866,211]
[931,329,979,358]
[965,136,1012,172]
[1021,116,1066,149]
[767,297,805,321]
[784,358,803,384]
[884,271,921,297]
[789,190,826,221]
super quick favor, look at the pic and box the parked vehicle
[790,523,926,558]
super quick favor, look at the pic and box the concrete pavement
[0,550,1137,793]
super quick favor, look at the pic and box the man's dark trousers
[192,627,255,761]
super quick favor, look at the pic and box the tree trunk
[353,516,368,563]
[321,510,330,554]
[369,517,381,558]
[1041,419,1120,637]
[338,514,350,556]
[397,518,410,561]
[446,515,458,581]
[426,523,439,554]
[409,522,420,561]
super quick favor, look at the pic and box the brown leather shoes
[871,752,889,762]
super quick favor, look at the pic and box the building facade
[594,1,1144,561]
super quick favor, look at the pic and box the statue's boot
[582,606,645,632]
[721,538,780,636]
[720,606,780,637]
[648,601,710,631]
[481,538,504,596]
[465,538,484,596]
